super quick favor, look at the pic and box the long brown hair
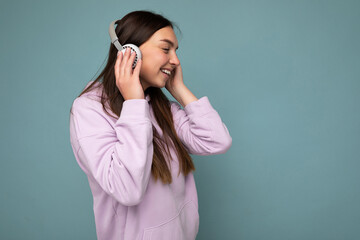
[77,10,195,184]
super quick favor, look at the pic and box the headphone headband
[108,20,123,51]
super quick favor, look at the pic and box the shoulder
[71,81,107,115]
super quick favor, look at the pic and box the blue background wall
[1,0,359,239]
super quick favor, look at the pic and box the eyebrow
[160,39,179,50]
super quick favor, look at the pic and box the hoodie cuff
[118,99,150,120]
[184,96,213,116]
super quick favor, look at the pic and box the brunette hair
[77,10,195,184]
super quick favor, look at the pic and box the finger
[120,48,131,72]
[126,51,136,74]
[114,51,123,79]
[133,58,142,76]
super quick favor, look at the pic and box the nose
[169,52,180,66]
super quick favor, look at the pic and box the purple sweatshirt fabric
[69,81,232,240]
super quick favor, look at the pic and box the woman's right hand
[114,48,144,100]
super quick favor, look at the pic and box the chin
[144,76,167,89]
[155,79,167,88]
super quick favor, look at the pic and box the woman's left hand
[165,64,185,98]
[165,63,198,107]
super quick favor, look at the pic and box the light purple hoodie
[69,81,232,240]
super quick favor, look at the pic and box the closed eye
[162,48,170,52]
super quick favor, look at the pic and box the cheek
[139,48,168,80]
[139,57,160,80]
[142,49,167,67]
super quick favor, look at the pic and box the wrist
[173,85,198,108]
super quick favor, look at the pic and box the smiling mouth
[161,69,171,75]
[161,70,170,79]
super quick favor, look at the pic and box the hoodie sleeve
[170,96,232,156]
[69,97,153,206]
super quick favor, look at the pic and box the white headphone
[108,20,142,69]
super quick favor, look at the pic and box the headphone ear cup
[121,44,142,69]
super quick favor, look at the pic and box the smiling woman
[69,10,232,240]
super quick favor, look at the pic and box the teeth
[161,69,171,75]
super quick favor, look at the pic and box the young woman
[69,10,232,240]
